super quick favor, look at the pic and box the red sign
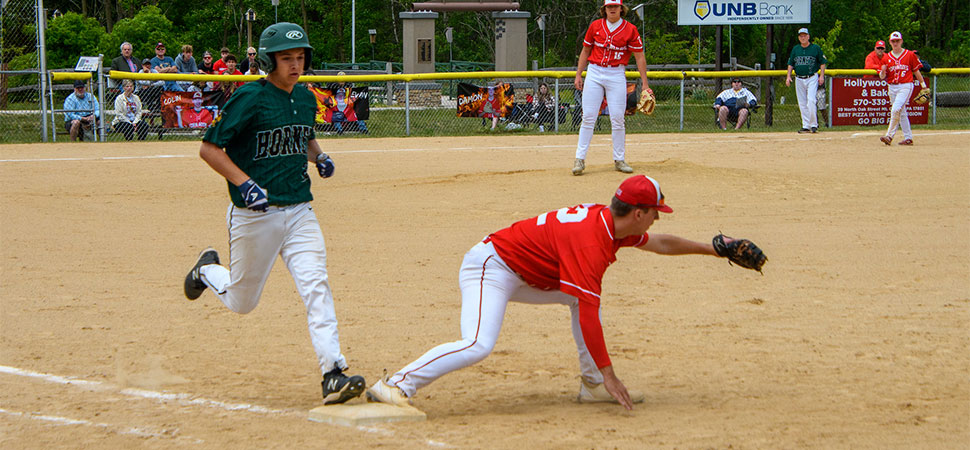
[831,78,927,126]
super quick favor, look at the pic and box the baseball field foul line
[0,407,204,443]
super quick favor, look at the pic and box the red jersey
[488,203,649,369]
[883,49,922,85]
[583,19,643,67]
[212,59,228,74]
[181,108,213,128]
[863,51,884,78]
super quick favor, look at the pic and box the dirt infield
[1,130,968,449]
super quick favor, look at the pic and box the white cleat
[576,377,645,404]
[366,379,411,407]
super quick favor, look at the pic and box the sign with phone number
[831,77,927,126]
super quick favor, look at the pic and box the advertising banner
[309,86,370,124]
[677,0,811,25]
[831,78,927,126]
[457,82,515,118]
[160,90,220,129]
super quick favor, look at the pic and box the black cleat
[184,248,219,300]
[811,127,818,133]
[321,368,366,405]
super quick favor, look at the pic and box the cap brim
[657,205,673,213]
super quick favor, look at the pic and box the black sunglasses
[248,52,256,56]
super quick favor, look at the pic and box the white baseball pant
[794,74,819,129]
[388,240,603,398]
[576,64,629,162]
[200,203,348,375]
[885,83,914,140]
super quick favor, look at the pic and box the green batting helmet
[257,22,313,73]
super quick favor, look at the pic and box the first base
[308,402,426,426]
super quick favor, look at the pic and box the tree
[45,12,106,70]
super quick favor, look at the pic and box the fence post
[827,76,832,128]
[48,72,57,142]
[405,81,411,136]
[97,55,106,141]
[679,74,685,131]
[386,62,393,105]
[932,75,937,125]
[554,78,559,132]
[37,0,50,141]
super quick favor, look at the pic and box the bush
[45,12,106,70]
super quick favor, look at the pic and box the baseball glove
[913,87,931,105]
[636,89,655,115]
[712,234,767,273]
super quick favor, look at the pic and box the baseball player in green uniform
[785,28,827,134]
[182,22,366,405]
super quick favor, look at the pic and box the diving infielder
[182,22,366,405]
[573,0,650,176]
[366,175,766,410]
[879,31,926,146]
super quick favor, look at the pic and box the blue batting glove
[316,153,335,178]
[238,178,269,212]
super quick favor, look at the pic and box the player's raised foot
[576,377,645,405]
[899,139,914,146]
[571,158,585,176]
[321,368,366,405]
[880,135,893,145]
[184,247,219,300]
[614,160,634,174]
[797,128,810,134]
[366,378,411,407]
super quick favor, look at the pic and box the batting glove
[316,153,335,178]
[238,178,269,212]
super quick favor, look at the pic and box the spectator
[175,44,199,91]
[913,50,933,74]
[238,46,258,74]
[150,42,183,92]
[109,41,139,88]
[325,72,368,134]
[136,58,164,112]
[220,54,244,99]
[532,82,555,132]
[111,79,149,140]
[212,47,230,74]
[246,59,266,77]
[864,40,886,78]
[198,51,215,74]
[63,80,100,141]
[713,77,757,130]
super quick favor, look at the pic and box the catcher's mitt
[637,89,655,115]
[712,234,767,273]
[913,87,931,105]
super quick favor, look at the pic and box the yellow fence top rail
[50,72,92,81]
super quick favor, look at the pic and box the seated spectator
[239,47,259,74]
[136,58,164,111]
[246,59,266,76]
[863,40,886,78]
[713,77,757,130]
[150,42,183,91]
[111,79,149,140]
[212,47,230,74]
[175,44,199,91]
[109,42,139,88]
[198,51,215,74]
[532,82,555,132]
[63,80,100,141]
[220,54,244,99]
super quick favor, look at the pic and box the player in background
[878,31,927,146]
[572,0,650,176]
[182,22,366,405]
[785,28,826,134]
[367,175,754,410]
[863,40,886,78]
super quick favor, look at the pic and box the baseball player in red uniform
[572,0,650,176]
[879,31,926,146]
[366,175,758,410]
[176,91,214,128]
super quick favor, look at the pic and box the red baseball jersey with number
[488,203,649,369]
[883,49,922,84]
[583,19,644,67]
[182,108,213,128]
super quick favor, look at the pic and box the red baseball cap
[875,40,886,49]
[614,175,673,213]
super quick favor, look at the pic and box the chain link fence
[1,0,44,143]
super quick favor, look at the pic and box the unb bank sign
[678,0,811,24]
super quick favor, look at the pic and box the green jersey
[203,80,318,208]
[787,43,827,77]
